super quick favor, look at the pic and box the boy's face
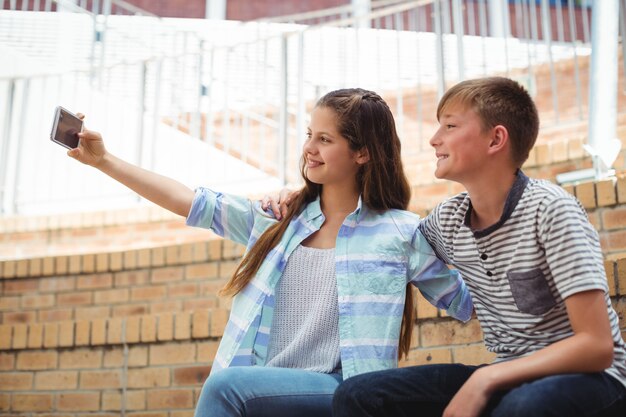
[429,103,491,183]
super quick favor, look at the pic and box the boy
[330,77,626,416]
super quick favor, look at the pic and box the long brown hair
[221,88,415,358]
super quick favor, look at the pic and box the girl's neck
[320,185,360,217]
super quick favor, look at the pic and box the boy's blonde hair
[437,77,539,167]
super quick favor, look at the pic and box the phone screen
[51,107,82,149]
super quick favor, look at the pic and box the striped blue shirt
[186,187,473,379]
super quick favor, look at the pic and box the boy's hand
[261,188,298,220]
[443,367,492,417]
[66,114,107,168]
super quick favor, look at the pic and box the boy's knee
[333,375,380,415]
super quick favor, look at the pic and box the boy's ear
[355,147,370,164]
[487,125,509,155]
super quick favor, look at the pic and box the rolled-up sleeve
[186,187,257,246]
[408,231,473,322]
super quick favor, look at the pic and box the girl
[68,88,472,417]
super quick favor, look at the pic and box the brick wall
[1,175,626,415]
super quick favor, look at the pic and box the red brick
[59,321,75,347]
[131,285,167,301]
[57,291,93,306]
[0,393,8,411]
[192,311,210,339]
[35,371,78,390]
[126,316,141,343]
[12,324,27,349]
[110,251,124,271]
[141,315,157,342]
[114,270,149,287]
[128,367,171,388]
[185,263,218,280]
[57,392,100,411]
[197,341,219,363]
[0,295,19,311]
[102,390,146,411]
[68,255,82,274]
[147,389,194,410]
[59,349,102,369]
[13,393,53,411]
[150,343,195,366]
[170,283,199,298]
[3,310,37,323]
[39,276,75,292]
[152,266,184,283]
[0,372,33,390]
[82,254,96,273]
[27,323,43,349]
[107,317,124,344]
[96,253,109,272]
[3,278,38,295]
[210,309,229,337]
[78,273,113,290]
[596,178,617,207]
[175,312,191,340]
[39,308,73,322]
[152,247,166,267]
[166,245,180,265]
[400,347,452,367]
[420,319,483,347]
[75,305,110,320]
[151,300,181,314]
[80,370,122,389]
[157,313,174,341]
[16,351,57,370]
[22,294,55,309]
[92,319,107,345]
[0,325,11,349]
[43,322,59,348]
[113,304,149,317]
[575,181,596,209]
[172,365,211,386]
[75,321,91,346]
[0,352,15,370]
[94,288,129,304]
[452,344,497,365]
[124,250,138,269]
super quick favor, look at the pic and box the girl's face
[303,106,368,188]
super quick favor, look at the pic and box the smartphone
[50,106,83,149]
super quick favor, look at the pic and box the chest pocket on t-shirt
[507,269,556,315]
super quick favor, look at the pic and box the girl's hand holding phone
[67,115,108,169]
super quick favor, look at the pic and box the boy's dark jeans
[332,363,626,417]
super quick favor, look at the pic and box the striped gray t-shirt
[419,171,626,388]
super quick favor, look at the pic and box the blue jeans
[333,364,626,417]
[194,366,342,417]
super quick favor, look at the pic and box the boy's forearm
[98,153,195,217]
[477,331,613,395]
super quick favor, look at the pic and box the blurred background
[1,2,626,416]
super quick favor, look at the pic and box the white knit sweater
[265,245,341,373]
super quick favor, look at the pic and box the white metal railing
[1,0,623,217]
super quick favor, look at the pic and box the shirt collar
[301,194,366,223]
[465,169,529,238]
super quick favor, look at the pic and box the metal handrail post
[0,80,15,215]
[588,0,620,179]
[434,0,446,99]
[278,34,288,186]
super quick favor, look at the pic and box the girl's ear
[355,147,370,165]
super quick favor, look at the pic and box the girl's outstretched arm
[67,122,195,217]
